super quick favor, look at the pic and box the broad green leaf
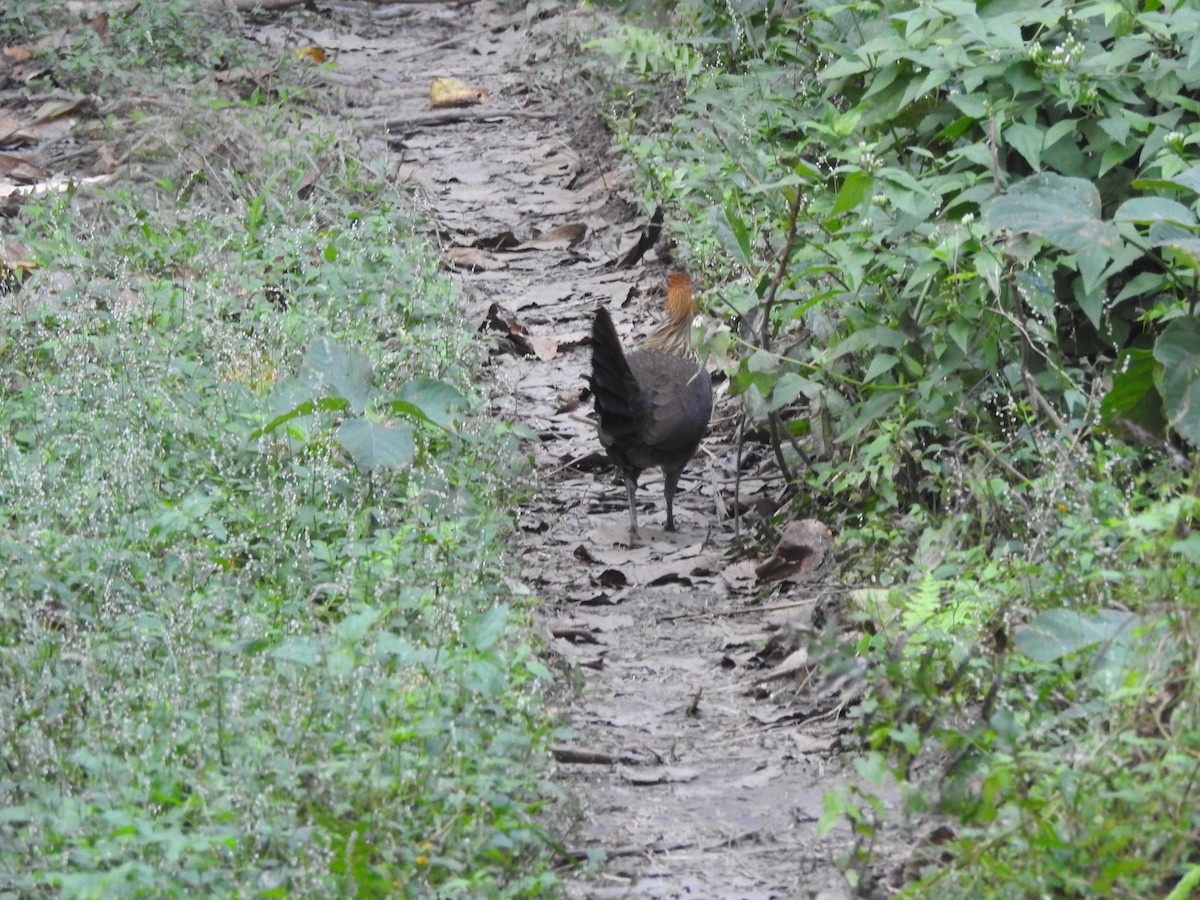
[1075,248,1109,296]
[948,318,973,354]
[983,173,1119,252]
[1073,273,1105,331]
[219,637,271,656]
[336,419,415,469]
[831,325,905,360]
[1014,268,1057,320]
[464,605,509,652]
[831,170,873,216]
[1015,608,1148,694]
[1015,608,1136,663]
[1153,317,1200,446]
[819,55,870,80]
[1166,165,1200,195]
[1114,197,1197,226]
[336,607,381,644]
[271,636,323,667]
[863,352,899,382]
[305,337,374,414]
[1113,270,1165,304]
[768,372,822,410]
[1098,115,1131,145]
[394,378,469,429]
[723,202,753,266]
[1101,348,1165,437]
[1004,123,1045,171]
[1147,222,1200,264]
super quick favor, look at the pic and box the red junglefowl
[589,273,713,538]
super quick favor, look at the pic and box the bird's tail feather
[589,307,643,437]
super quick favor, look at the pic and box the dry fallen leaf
[754,519,833,583]
[87,12,109,39]
[294,47,327,63]
[89,145,119,176]
[519,222,587,250]
[429,77,490,109]
[445,246,506,271]
[0,151,49,181]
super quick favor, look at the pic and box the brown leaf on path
[622,766,699,785]
[429,76,490,109]
[0,152,49,181]
[445,246,506,271]
[754,519,833,584]
[89,145,120,176]
[475,230,521,250]
[552,330,588,351]
[296,157,333,199]
[479,302,536,355]
[519,222,587,250]
[525,332,561,361]
[756,646,812,685]
[0,101,83,145]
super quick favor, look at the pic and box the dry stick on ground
[551,745,646,765]
[386,108,555,132]
[657,591,851,623]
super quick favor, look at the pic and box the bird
[588,273,713,539]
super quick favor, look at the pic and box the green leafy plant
[0,11,559,897]
[589,0,1200,894]
[253,336,468,471]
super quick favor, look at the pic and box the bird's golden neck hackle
[642,273,699,356]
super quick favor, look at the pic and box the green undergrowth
[0,4,556,897]
[588,0,1200,896]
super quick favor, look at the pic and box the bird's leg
[663,467,683,532]
[623,472,640,539]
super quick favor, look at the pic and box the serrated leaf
[336,419,415,469]
[984,173,1119,252]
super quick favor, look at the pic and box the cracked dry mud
[256,3,894,897]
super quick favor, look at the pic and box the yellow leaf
[429,77,490,109]
[294,46,326,63]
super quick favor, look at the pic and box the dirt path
[258,3,879,897]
